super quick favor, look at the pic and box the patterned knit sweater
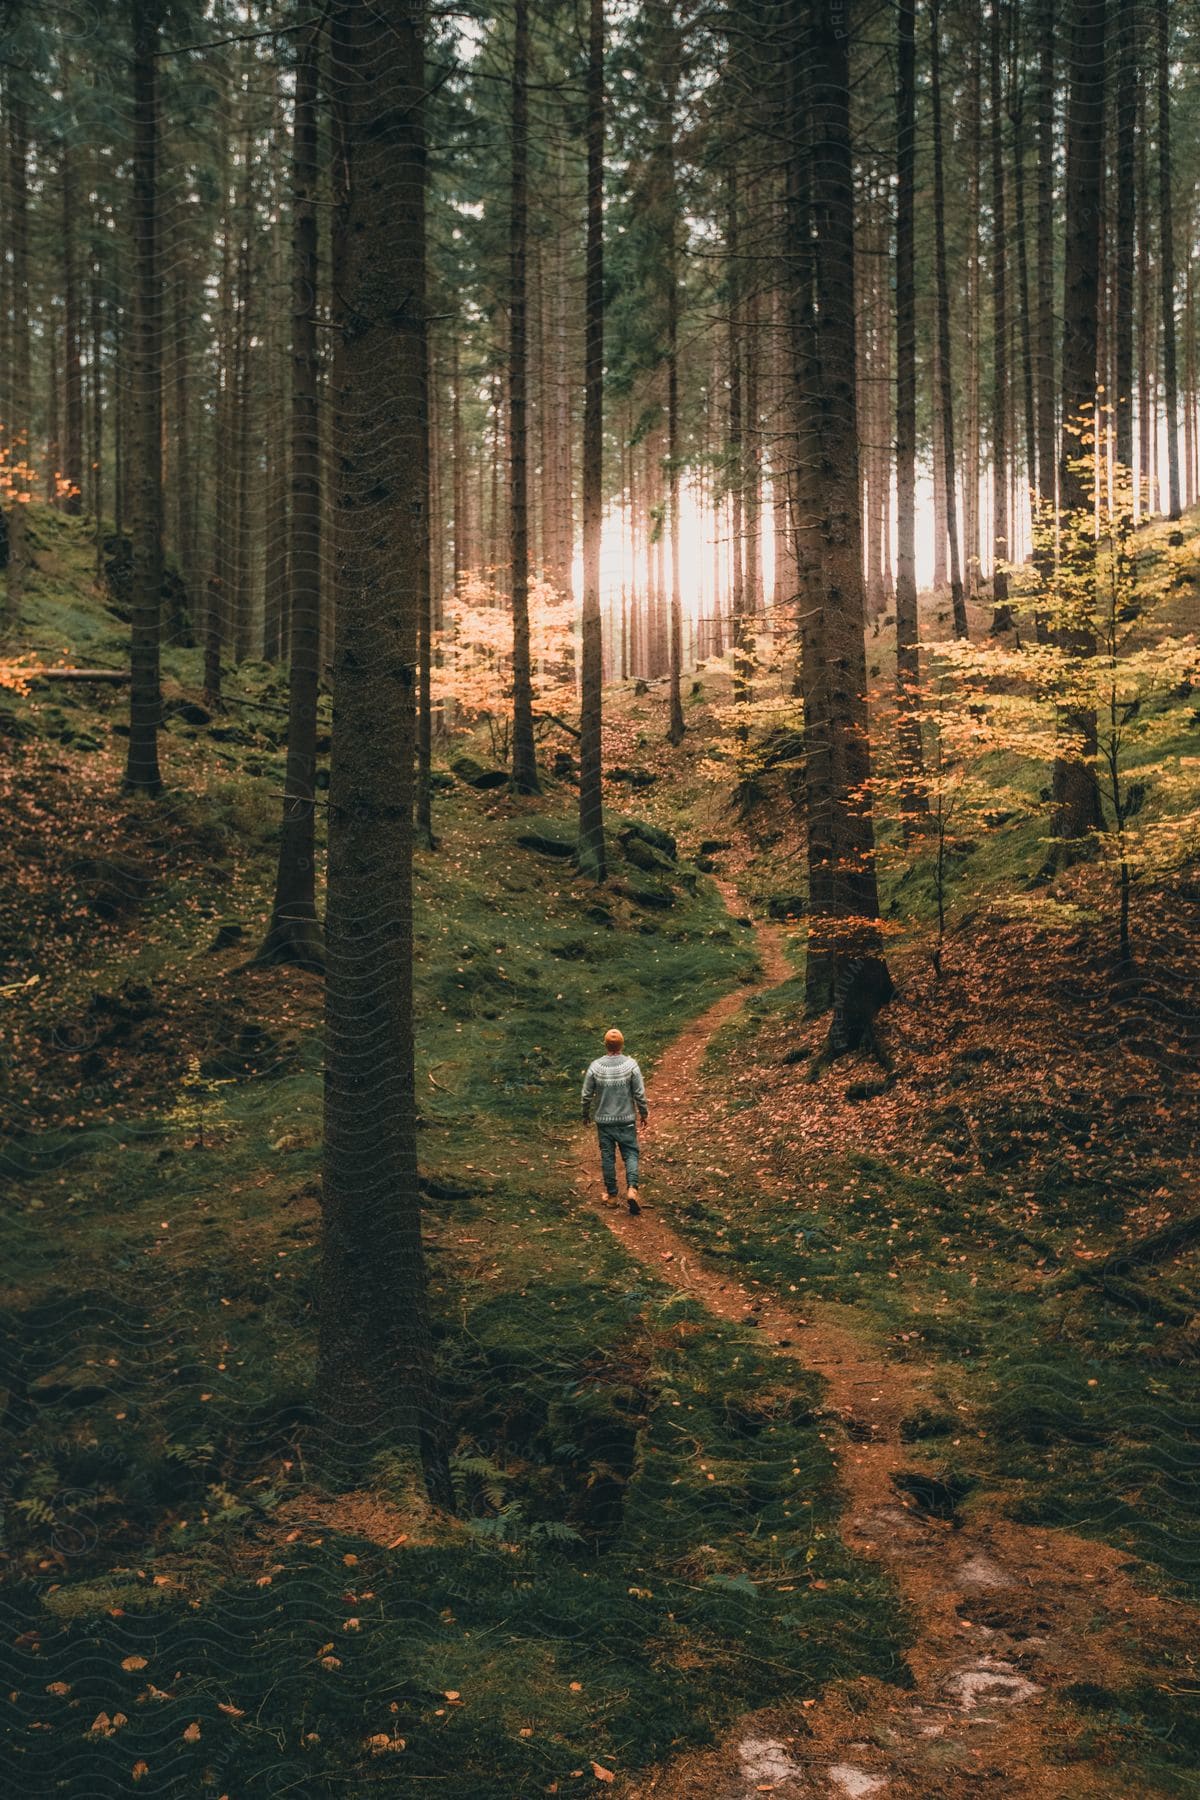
[581,1052,648,1125]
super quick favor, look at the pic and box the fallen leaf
[132,1762,149,1782]
[217,1702,244,1719]
[121,1656,147,1672]
[591,1764,615,1783]
[182,1722,201,1742]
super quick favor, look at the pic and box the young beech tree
[318,0,452,1507]
[939,453,1200,966]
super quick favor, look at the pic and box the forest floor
[578,903,1198,1799]
[1,506,1199,1797]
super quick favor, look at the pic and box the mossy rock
[619,819,677,861]
[614,881,675,910]
[766,894,807,920]
[608,765,657,788]
[516,831,575,859]
[451,754,508,790]
[622,835,673,874]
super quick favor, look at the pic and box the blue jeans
[598,1120,640,1195]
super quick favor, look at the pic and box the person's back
[584,1051,642,1124]
[581,1029,647,1213]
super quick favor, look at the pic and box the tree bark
[578,0,607,879]
[1156,0,1180,520]
[61,111,84,516]
[895,0,927,832]
[1010,57,1038,531]
[1114,0,1136,487]
[319,0,452,1509]
[990,0,1012,630]
[804,0,890,1033]
[124,0,164,795]
[508,0,540,792]
[1034,0,1056,548]
[257,22,325,969]
[5,80,30,621]
[662,6,685,746]
[1051,0,1105,848]
[930,0,967,637]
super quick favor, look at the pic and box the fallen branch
[537,711,580,740]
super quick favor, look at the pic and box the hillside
[2,511,1199,1796]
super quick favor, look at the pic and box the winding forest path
[573,893,1184,1799]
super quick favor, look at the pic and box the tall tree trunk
[578,0,606,879]
[5,83,30,620]
[416,324,435,847]
[171,251,197,626]
[728,169,749,708]
[451,334,467,585]
[964,12,982,599]
[257,21,325,970]
[233,106,256,662]
[806,0,891,1039]
[930,0,968,637]
[89,244,103,536]
[1051,0,1105,848]
[663,8,685,746]
[990,0,1012,630]
[895,0,927,832]
[1156,0,1180,520]
[931,324,948,592]
[46,297,61,504]
[1010,68,1038,536]
[124,0,164,795]
[319,0,452,1509]
[61,123,84,515]
[1034,0,1056,547]
[1136,63,1152,518]
[508,0,540,792]
[1114,0,1136,488]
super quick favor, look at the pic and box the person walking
[581,1027,648,1214]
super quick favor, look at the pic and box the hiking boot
[602,1192,620,1208]
[626,1187,641,1216]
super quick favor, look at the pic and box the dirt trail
[574,899,1188,1799]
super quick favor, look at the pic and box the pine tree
[577,0,607,879]
[124,0,164,795]
[319,0,452,1507]
[256,17,325,970]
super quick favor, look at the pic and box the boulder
[450,754,508,790]
[622,835,673,874]
[516,831,575,859]
[619,819,677,860]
